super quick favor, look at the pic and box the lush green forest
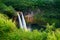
[0,0,60,40]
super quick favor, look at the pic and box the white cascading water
[21,12,28,31]
[17,12,23,29]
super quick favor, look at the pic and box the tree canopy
[0,0,60,11]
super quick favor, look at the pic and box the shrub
[0,3,16,18]
[0,13,60,40]
[55,29,60,40]
[0,14,17,40]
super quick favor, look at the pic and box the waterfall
[17,12,23,29]
[21,12,28,31]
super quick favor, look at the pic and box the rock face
[25,13,34,23]
[12,8,41,30]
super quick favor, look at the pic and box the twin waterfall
[17,12,28,31]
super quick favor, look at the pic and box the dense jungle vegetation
[0,0,60,40]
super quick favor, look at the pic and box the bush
[0,14,17,40]
[0,3,16,18]
[0,13,60,40]
[55,29,60,40]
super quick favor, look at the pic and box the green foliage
[0,15,60,40]
[0,13,8,19]
[1,0,60,11]
[46,23,55,30]
[0,14,17,31]
[0,0,60,40]
[0,3,16,18]
[47,31,57,40]
[0,14,17,40]
[34,8,60,28]
[55,29,60,40]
